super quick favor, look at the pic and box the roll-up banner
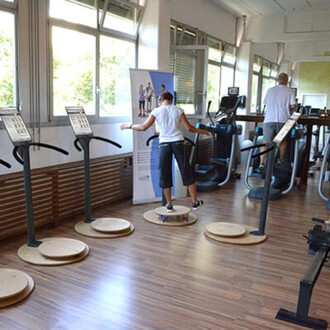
[130,69,175,205]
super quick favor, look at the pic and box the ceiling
[209,0,330,16]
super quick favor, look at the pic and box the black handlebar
[146,134,159,146]
[12,143,69,165]
[312,217,325,224]
[241,143,268,152]
[91,136,122,149]
[13,146,24,165]
[74,138,82,152]
[30,143,69,156]
[146,134,196,147]
[0,159,11,168]
[252,146,275,158]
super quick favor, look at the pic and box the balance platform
[75,218,134,238]
[0,269,34,308]
[204,222,267,245]
[143,205,197,226]
[18,237,89,266]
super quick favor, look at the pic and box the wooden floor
[1,168,329,330]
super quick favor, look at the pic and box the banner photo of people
[130,69,175,205]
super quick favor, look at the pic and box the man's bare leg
[163,188,172,205]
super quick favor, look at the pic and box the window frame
[169,20,237,118]
[252,55,278,113]
[48,0,139,124]
[0,1,19,109]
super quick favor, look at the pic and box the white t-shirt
[264,85,296,123]
[151,104,184,143]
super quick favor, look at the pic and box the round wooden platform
[90,218,131,233]
[0,269,34,308]
[18,239,89,266]
[204,225,267,245]
[143,209,197,226]
[38,238,86,259]
[154,205,191,216]
[205,222,246,237]
[75,221,134,238]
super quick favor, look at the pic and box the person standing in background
[255,72,296,174]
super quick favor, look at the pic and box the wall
[297,62,330,108]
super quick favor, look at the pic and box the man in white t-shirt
[121,92,210,212]
[256,72,296,173]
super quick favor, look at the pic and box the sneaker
[192,200,203,211]
[254,164,265,175]
[166,204,173,212]
[275,159,284,166]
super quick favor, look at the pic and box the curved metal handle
[241,143,267,152]
[184,137,196,147]
[13,146,24,165]
[91,136,122,149]
[74,138,82,152]
[252,146,275,158]
[30,143,69,156]
[0,159,11,168]
[146,134,159,146]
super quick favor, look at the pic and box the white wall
[168,0,235,45]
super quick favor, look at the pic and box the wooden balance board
[90,218,131,233]
[75,220,134,238]
[205,224,267,245]
[0,269,34,308]
[18,238,89,266]
[206,222,246,237]
[144,205,197,226]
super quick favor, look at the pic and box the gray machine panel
[0,107,32,143]
[65,106,93,137]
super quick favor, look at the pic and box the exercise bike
[190,87,245,192]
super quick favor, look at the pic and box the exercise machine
[0,158,34,307]
[205,112,301,245]
[190,87,244,192]
[244,124,305,200]
[276,217,329,329]
[66,106,134,238]
[0,107,89,265]
[318,134,330,209]
[143,133,198,226]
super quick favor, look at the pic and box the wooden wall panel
[0,153,133,241]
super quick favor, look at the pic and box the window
[206,37,235,113]
[52,27,96,116]
[49,0,141,119]
[252,55,278,113]
[99,36,135,116]
[49,0,97,28]
[102,0,144,36]
[207,64,220,113]
[0,10,16,107]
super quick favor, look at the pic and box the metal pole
[81,137,93,223]
[251,144,276,236]
[22,143,40,247]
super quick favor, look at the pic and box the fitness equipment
[66,106,134,238]
[244,124,305,200]
[190,87,244,192]
[318,134,330,209]
[205,112,301,245]
[0,107,89,265]
[276,217,329,329]
[0,159,34,308]
[143,134,197,226]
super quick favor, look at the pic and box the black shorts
[158,140,195,188]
